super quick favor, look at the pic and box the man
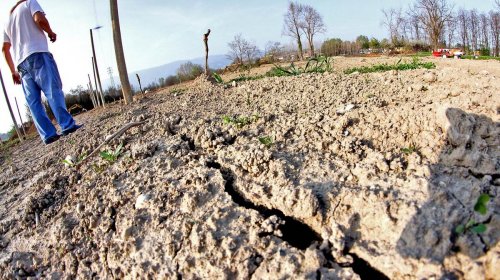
[3,0,81,144]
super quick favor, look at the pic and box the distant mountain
[0,133,9,141]
[103,55,232,90]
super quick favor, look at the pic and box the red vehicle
[432,49,464,58]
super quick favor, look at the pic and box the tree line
[383,0,500,55]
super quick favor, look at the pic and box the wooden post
[14,97,26,136]
[110,0,133,104]
[203,29,211,75]
[92,57,106,107]
[88,73,99,107]
[90,29,105,107]
[87,83,96,108]
[0,69,23,142]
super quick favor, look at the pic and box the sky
[0,0,496,134]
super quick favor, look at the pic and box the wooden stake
[87,83,96,108]
[88,74,99,107]
[136,74,143,94]
[92,57,106,107]
[203,29,211,75]
[14,97,26,136]
[0,68,23,142]
[90,29,106,108]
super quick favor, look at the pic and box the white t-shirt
[3,0,49,67]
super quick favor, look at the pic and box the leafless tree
[445,15,457,47]
[283,2,305,60]
[300,4,326,56]
[479,13,490,50]
[468,10,480,51]
[407,13,423,42]
[382,8,408,47]
[227,34,247,65]
[243,42,260,64]
[456,9,469,50]
[490,11,500,56]
[265,41,283,57]
[410,0,454,49]
[227,34,260,65]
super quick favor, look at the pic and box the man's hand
[33,12,57,43]
[48,31,57,43]
[12,72,21,85]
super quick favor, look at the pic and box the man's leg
[35,53,78,134]
[20,70,58,142]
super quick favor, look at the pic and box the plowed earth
[0,57,498,279]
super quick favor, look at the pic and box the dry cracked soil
[0,57,498,279]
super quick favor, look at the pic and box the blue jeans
[18,52,76,142]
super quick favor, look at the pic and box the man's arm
[2,42,21,84]
[33,11,56,42]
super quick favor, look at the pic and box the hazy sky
[0,0,496,134]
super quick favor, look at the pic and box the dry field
[0,56,498,279]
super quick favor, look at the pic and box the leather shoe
[62,124,83,136]
[44,134,60,145]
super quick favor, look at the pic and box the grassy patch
[227,56,333,84]
[344,57,435,74]
[268,55,333,77]
[222,114,259,129]
[414,52,432,57]
[461,55,500,61]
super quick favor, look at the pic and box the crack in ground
[348,253,390,280]
[210,161,389,279]
[216,163,321,250]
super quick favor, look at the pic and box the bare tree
[480,13,490,51]
[411,0,454,49]
[227,34,246,65]
[468,9,480,51]
[445,14,457,47]
[457,9,469,50]
[382,8,407,47]
[265,41,283,57]
[490,11,500,56]
[243,41,260,64]
[283,2,305,60]
[300,4,326,56]
[227,34,259,65]
[407,13,423,42]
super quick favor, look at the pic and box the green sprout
[455,194,490,235]
[212,72,223,84]
[258,136,273,148]
[62,152,87,167]
[222,115,259,129]
[401,143,419,155]
[99,143,123,163]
